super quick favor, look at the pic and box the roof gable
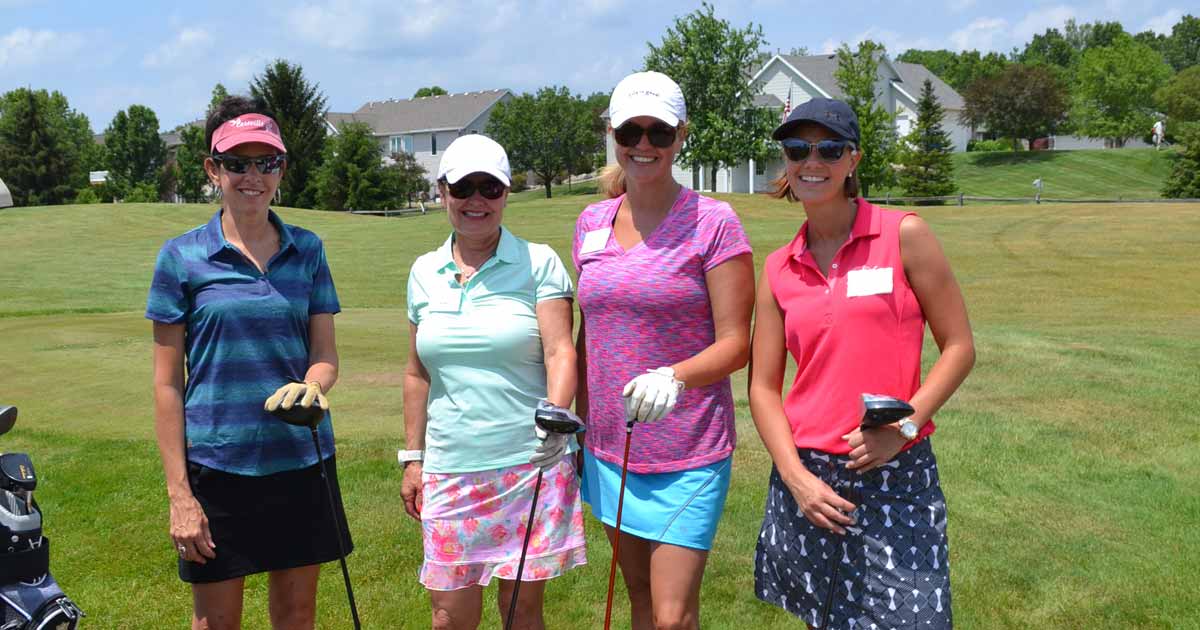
[336,89,512,135]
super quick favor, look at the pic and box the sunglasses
[781,139,855,163]
[613,121,679,148]
[444,177,507,200]
[212,153,287,175]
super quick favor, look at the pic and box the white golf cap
[437,134,511,186]
[608,71,687,129]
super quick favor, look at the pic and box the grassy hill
[1,196,1198,628]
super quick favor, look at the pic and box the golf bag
[0,407,83,629]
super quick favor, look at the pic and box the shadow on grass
[964,151,1065,167]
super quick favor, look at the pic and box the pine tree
[251,60,328,209]
[899,79,957,203]
[1162,123,1200,198]
[0,88,76,206]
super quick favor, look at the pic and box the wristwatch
[897,418,919,441]
[397,449,424,467]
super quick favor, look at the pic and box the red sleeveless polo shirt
[764,198,935,454]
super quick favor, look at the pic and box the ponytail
[599,163,626,198]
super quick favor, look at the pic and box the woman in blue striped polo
[147,95,350,629]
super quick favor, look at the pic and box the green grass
[1,197,1198,628]
[893,147,1179,200]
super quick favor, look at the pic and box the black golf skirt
[179,456,353,584]
[755,439,951,629]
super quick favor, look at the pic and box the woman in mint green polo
[400,135,585,629]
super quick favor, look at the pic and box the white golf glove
[622,367,684,424]
[530,426,570,471]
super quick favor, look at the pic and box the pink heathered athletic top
[573,187,752,474]
[764,198,936,454]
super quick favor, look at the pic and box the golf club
[602,418,636,630]
[0,406,17,437]
[268,403,361,630]
[504,401,586,630]
[818,393,915,629]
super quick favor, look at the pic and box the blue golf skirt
[581,448,731,550]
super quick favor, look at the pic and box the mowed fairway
[0,196,1197,629]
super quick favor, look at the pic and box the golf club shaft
[505,468,544,630]
[819,467,862,629]
[603,424,634,630]
[309,429,362,630]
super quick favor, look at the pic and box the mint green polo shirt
[407,226,576,474]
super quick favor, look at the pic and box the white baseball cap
[608,71,687,129]
[437,134,511,186]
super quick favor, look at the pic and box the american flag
[782,87,792,122]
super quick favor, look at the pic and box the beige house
[325,90,513,192]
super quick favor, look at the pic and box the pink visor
[210,113,287,154]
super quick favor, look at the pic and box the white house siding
[1049,135,1151,150]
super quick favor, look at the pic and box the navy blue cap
[772,97,860,144]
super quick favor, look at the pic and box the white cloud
[1142,8,1184,35]
[286,0,456,54]
[948,17,1008,52]
[227,52,275,83]
[142,27,212,68]
[0,27,84,68]
[1014,5,1077,42]
[947,0,976,13]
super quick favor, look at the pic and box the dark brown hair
[204,95,269,154]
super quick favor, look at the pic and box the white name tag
[427,293,461,313]
[579,228,612,255]
[846,267,893,297]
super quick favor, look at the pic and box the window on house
[389,136,414,155]
[432,134,438,155]
[755,160,765,175]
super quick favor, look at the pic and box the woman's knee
[652,603,698,630]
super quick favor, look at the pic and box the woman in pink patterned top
[574,71,755,629]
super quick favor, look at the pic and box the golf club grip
[604,426,634,630]
[309,429,362,630]
[505,470,544,630]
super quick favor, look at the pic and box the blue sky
[0,0,1188,131]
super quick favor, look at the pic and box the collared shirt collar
[434,226,518,275]
[203,208,296,259]
[789,197,882,262]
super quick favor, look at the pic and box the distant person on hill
[1152,119,1165,150]
[147,95,350,629]
[401,134,585,629]
[750,97,975,629]
[575,71,755,629]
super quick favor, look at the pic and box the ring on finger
[177,543,187,557]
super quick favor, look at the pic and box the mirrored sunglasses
[781,139,855,163]
[213,153,287,175]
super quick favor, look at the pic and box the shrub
[123,181,160,203]
[968,139,1012,152]
[73,188,101,204]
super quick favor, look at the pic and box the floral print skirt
[420,457,587,591]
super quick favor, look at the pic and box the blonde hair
[601,122,688,199]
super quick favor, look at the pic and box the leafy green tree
[486,86,596,198]
[124,181,160,202]
[1164,15,1200,71]
[1021,27,1076,70]
[1155,65,1200,125]
[835,40,896,197]
[250,59,328,209]
[898,79,956,202]
[0,88,77,206]
[382,152,428,207]
[314,122,386,212]
[413,86,448,98]
[1162,122,1200,198]
[643,2,776,188]
[174,124,209,202]
[960,64,1069,149]
[1071,37,1173,146]
[104,104,166,195]
[1135,30,1170,59]
[896,49,1009,91]
[1065,19,1127,51]
[209,83,230,113]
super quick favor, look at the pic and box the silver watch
[897,418,919,441]
[397,449,424,466]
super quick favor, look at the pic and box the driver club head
[0,406,16,437]
[269,404,326,429]
[861,393,914,428]
[0,452,36,492]
[534,403,586,435]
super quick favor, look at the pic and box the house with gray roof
[604,53,970,193]
[325,89,513,192]
[0,177,12,208]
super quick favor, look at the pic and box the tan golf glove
[264,381,329,413]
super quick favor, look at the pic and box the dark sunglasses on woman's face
[613,121,678,148]
[212,153,287,175]
[444,177,507,200]
[781,138,855,163]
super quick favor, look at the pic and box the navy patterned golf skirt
[754,439,952,629]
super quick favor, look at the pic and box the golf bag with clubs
[0,406,84,630]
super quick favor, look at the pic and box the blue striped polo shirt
[146,209,341,476]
